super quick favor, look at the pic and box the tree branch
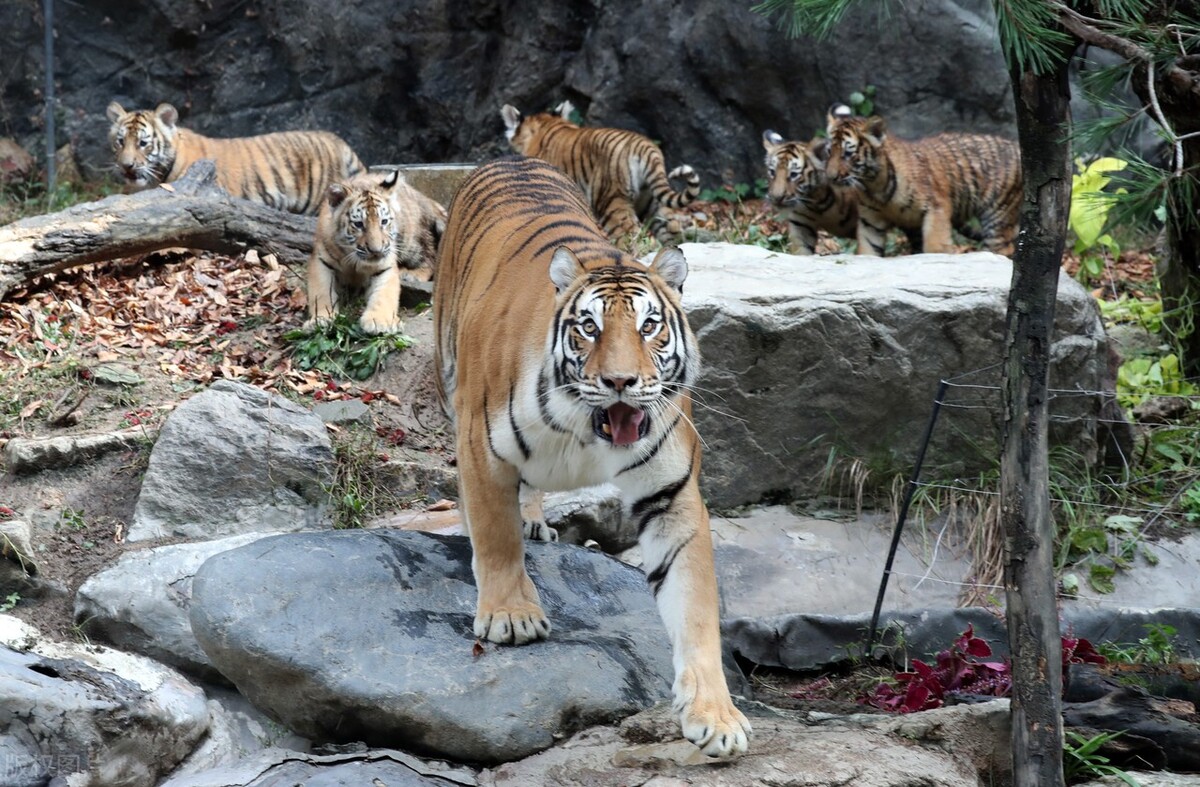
[0,161,316,301]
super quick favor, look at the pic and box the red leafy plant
[861,625,1106,713]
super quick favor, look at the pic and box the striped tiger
[306,169,446,334]
[762,130,858,255]
[433,156,750,759]
[824,104,1022,256]
[106,101,364,215]
[499,103,700,247]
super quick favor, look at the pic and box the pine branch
[1053,2,1200,97]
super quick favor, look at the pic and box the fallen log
[0,160,316,301]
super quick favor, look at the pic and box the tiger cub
[761,130,858,254]
[499,103,700,247]
[433,156,750,759]
[106,101,364,215]
[824,104,1022,256]
[307,169,446,334]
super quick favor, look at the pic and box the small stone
[92,363,145,386]
[312,399,370,425]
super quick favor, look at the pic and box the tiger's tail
[651,163,700,209]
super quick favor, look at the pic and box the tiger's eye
[579,318,599,337]
[641,319,659,336]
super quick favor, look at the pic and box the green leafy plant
[0,592,20,613]
[1069,157,1128,282]
[848,85,876,116]
[1063,730,1142,786]
[326,428,422,529]
[58,507,86,530]
[284,312,414,381]
[699,182,753,204]
[1098,296,1163,335]
[1116,354,1198,408]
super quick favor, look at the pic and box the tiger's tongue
[607,403,644,446]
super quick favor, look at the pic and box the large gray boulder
[162,747,478,787]
[129,379,333,542]
[0,615,209,787]
[677,244,1106,509]
[189,530,673,764]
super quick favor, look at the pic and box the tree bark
[1002,49,1075,787]
[0,160,315,301]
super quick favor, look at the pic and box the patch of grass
[327,427,422,529]
[284,311,414,381]
[1063,730,1141,786]
[1098,623,1180,666]
[0,176,119,224]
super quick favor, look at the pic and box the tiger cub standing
[824,104,1022,256]
[499,103,700,247]
[307,169,447,334]
[761,130,858,254]
[106,101,364,215]
[433,156,750,759]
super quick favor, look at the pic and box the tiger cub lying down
[761,129,858,255]
[106,101,363,215]
[307,169,446,334]
[824,104,1022,256]
[500,102,700,248]
[433,156,751,758]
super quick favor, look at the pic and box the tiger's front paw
[678,696,752,759]
[474,601,551,645]
[523,519,558,542]
[359,312,404,335]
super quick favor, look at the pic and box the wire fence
[867,360,1200,642]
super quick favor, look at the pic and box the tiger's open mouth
[593,403,648,446]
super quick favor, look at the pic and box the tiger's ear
[106,101,126,124]
[864,116,887,144]
[326,183,348,209]
[549,246,585,294]
[826,103,852,136]
[809,138,830,163]
[501,105,522,139]
[154,103,179,128]
[649,247,688,293]
[380,169,401,190]
[762,130,785,151]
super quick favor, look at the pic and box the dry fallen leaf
[426,499,458,512]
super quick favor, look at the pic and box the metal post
[866,378,949,650]
[43,0,56,198]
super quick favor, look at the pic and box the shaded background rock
[1,0,1021,188]
[189,530,673,764]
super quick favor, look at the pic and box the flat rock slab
[161,746,477,787]
[190,530,672,764]
[481,700,1011,786]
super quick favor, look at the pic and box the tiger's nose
[601,375,636,392]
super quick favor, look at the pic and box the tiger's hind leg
[458,414,551,645]
[627,474,751,758]
[980,209,1018,258]
[305,252,339,329]
[519,485,558,542]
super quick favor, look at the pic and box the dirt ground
[0,198,1159,644]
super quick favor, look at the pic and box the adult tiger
[306,169,446,334]
[761,129,858,255]
[499,103,700,248]
[106,101,364,215]
[824,104,1022,256]
[433,156,750,759]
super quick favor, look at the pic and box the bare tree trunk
[1002,51,1074,787]
[0,160,315,300]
